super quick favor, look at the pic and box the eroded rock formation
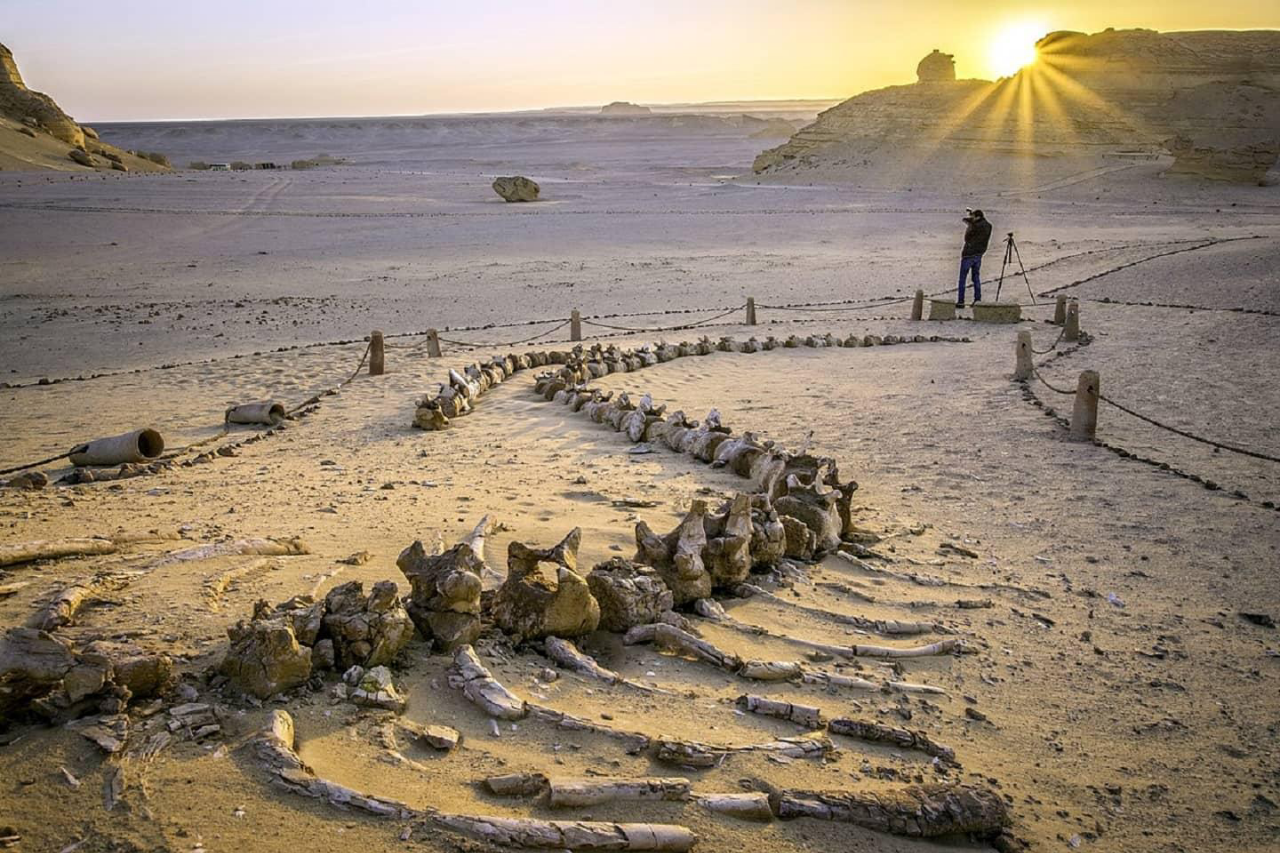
[492,529,601,642]
[754,29,1280,184]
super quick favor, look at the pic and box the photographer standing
[957,208,992,308]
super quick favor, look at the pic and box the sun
[988,21,1045,78]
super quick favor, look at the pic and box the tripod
[995,232,1035,304]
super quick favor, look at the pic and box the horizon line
[79,96,850,126]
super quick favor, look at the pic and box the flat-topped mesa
[601,101,652,116]
[916,50,956,84]
[0,41,83,147]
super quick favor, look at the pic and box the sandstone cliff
[0,42,168,172]
[753,28,1280,186]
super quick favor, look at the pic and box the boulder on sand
[397,537,485,652]
[492,529,600,642]
[220,618,312,699]
[586,558,674,632]
[321,581,413,669]
[492,176,540,202]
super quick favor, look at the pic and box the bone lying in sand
[435,814,698,852]
[0,529,180,568]
[254,711,698,850]
[159,537,309,565]
[736,694,825,729]
[826,718,957,764]
[547,776,693,808]
[450,644,526,720]
[772,782,1010,839]
[543,635,665,695]
[731,582,939,636]
[654,735,835,768]
[624,622,948,692]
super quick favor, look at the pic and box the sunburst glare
[987,21,1046,78]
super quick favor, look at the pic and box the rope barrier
[580,305,745,333]
[1030,326,1066,355]
[436,319,573,349]
[1098,393,1280,465]
[757,296,916,313]
[1030,368,1077,396]
[0,451,73,477]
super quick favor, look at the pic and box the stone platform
[972,302,1022,324]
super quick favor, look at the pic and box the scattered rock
[345,665,406,712]
[421,724,461,751]
[322,581,413,669]
[220,618,312,699]
[492,176,540,202]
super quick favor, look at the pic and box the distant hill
[0,42,169,173]
[601,101,651,116]
[754,28,1280,186]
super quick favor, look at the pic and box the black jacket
[962,218,993,257]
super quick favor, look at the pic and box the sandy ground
[1,121,1278,853]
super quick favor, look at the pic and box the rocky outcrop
[221,617,312,699]
[492,529,600,643]
[1,42,169,172]
[397,537,485,652]
[1,42,83,147]
[601,101,651,116]
[321,581,413,670]
[492,176,540,202]
[916,50,955,83]
[586,558,674,632]
[754,29,1280,185]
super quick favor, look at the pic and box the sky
[4,0,1279,121]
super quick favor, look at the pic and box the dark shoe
[955,302,965,309]
[973,296,982,304]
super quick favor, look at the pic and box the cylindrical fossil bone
[737,694,824,729]
[69,429,165,467]
[450,645,526,720]
[826,718,956,763]
[226,402,285,425]
[547,777,692,808]
[434,814,697,852]
[773,783,1008,839]
[696,793,773,821]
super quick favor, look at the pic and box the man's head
[964,208,985,223]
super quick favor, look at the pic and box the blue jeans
[958,255,982,304]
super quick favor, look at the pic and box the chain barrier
[436,319,573,349]
[1030,326,1066,355]
[1098,393,1280,465]
[1038,235,1265,297]
[580,305,745,333]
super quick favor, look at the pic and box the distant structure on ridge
[916,49,956,84]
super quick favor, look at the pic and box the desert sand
[2,33,1279,853]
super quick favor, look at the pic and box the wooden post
[911,289,924,321]
[427,328,442,358]
[746,297,757,326]
[1053,294,1067,326]
[1064,300,1080,341]
[571,309,582,342]
[369,330,384,376]
[1070,370,1099,441]
[1014,331,1032,381]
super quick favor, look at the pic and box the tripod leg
[996,239,1011,303]
[1011,240,1035,305]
